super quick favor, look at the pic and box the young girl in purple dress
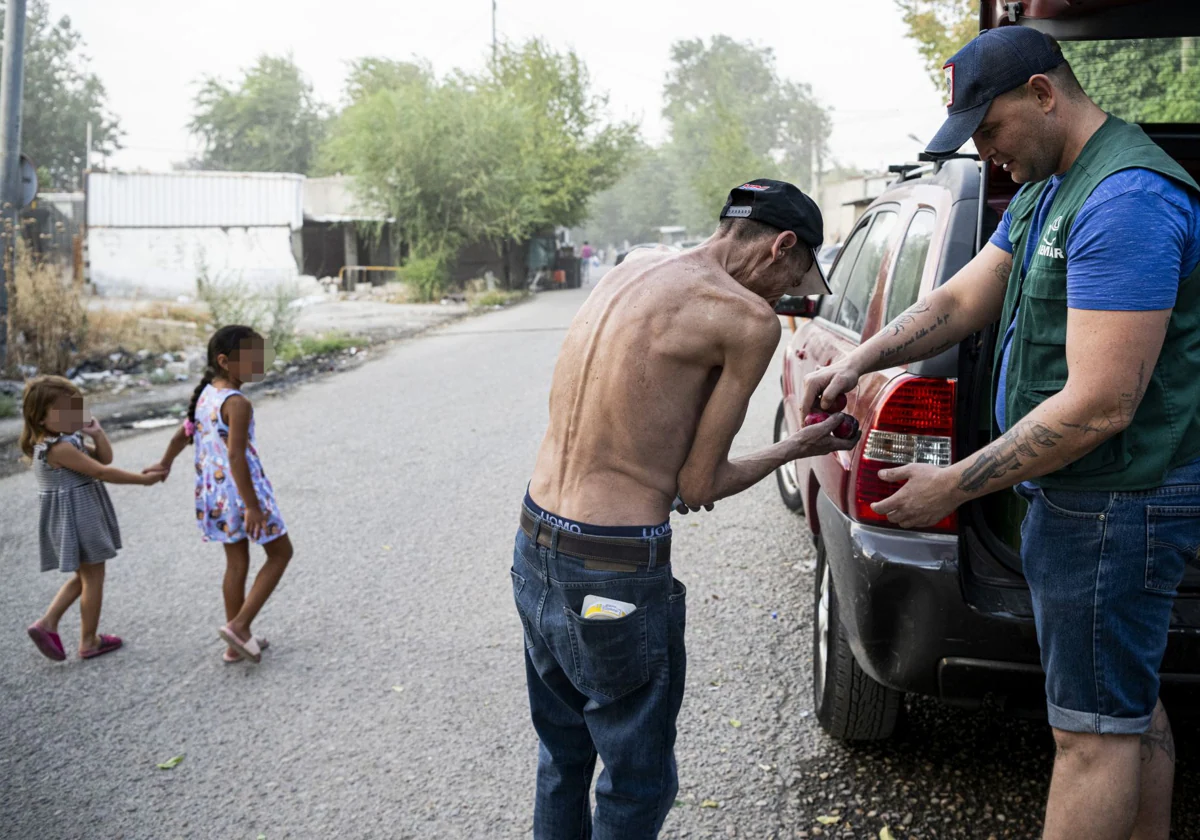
[153,325,293,664]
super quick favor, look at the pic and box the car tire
[773,400,804,513]
[813,534,902,741]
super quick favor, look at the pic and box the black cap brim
[924,99,990,159]
[784,246,831,296]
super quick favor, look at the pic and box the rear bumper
[816,492,1200,709]
[817,491,1042,710]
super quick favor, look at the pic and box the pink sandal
[217,625,262,663]
[80,634,123,660]
[223,637,269,663]
[27,622,66,661]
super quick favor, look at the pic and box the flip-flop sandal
[217,625,262,663]
[27,623,66,661]
[80,634,123,660]
[222,637,269,663]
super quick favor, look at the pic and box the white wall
[88,226,300,299]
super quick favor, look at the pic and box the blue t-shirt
[991,167,1200,432]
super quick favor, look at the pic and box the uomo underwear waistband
[523,491,672,540]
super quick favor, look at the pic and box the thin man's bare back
[529,248,772,525]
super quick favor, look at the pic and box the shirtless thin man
[512,179,855,839]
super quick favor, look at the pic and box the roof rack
[888,162,935,183]
[918,152,979,162]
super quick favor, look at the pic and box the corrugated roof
[87,170,305,229]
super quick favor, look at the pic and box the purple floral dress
[193,385,286,544]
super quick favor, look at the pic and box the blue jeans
[511,522,686,839]
[1018,460,1200,734]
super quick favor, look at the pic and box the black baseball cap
[926,26,1066,159]
[719,178,831,295]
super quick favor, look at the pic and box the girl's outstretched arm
[48,441,162,486]
[150,425,191,478]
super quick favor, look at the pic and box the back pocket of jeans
[564,607,650,703]
[1145,506,1200,594]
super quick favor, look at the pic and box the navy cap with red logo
[719,178,831,295]
[926,26,1065,159]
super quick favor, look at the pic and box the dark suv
[774,0,1200,741]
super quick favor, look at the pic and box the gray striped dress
[33,433,122,573]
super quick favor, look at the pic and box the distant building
[85,170,305,298]
[816,171,895,245]
[302,175,401,287]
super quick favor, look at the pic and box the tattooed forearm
[1062,414,1122,437]
[877,312,953,365]
[884,297,933,337]
[957,419,1063,493]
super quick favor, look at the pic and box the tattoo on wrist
[957,419,1062,493]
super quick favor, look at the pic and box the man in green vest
[801,27,1200,840]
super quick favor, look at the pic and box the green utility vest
[994,115,1200,491]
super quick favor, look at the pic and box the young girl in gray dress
[21,376,165,661]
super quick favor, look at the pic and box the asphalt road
[4,287,1200,839]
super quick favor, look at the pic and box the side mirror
[774,295,818,318]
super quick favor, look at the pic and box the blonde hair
[20,375,81,458]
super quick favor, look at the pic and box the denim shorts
[1018,459,1200,735]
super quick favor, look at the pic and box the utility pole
[0,0,26,372]
[491,0,497,68]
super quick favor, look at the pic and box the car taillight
[852,376,957,534]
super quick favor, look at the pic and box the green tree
[896,3,1200,123]
[2,0,121,190]
[1062,38,1200,123]
[486,39,638,232]
[894,0,977,89]
[342,57,430,105]
[323,39,636,292]
[662,36,832,232]
[581,144,678,246]
[189,54,327,173]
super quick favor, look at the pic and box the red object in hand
[804,411,831,427]
[834,416,860,440]
[827,393,848,412]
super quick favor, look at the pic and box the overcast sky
[54,0,949,175]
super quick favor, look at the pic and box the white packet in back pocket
[582,594,637,620]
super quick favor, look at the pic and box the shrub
[196,267,300,355]
[9,249,84,375]
[471,289,527,309]
[278,333,360,363]
[396,254,448,303]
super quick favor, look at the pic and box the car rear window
[835,210,898,335]
[886,210,937,324]
[1062,38,1200,123]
